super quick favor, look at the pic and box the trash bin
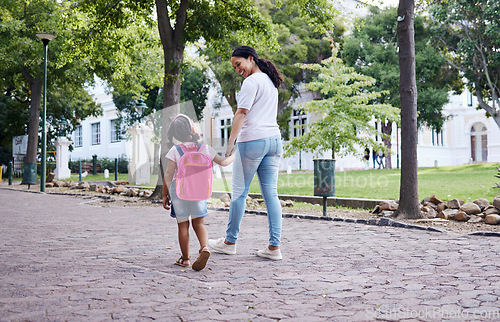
[22,162,37,185]
[313,159,336,197]
[314,159,335,217]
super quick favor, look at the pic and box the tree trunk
[22,78,42,184]
[394,0,422,219]
[381,121,392,169]
[150,0,187,200]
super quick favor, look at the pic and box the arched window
[470,123,488,162]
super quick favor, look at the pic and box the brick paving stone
[2,188,500,320]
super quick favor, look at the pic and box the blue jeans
[226,136,283,246]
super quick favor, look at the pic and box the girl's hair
[167,114,201,145]
[232,46,284,89]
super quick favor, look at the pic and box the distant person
[162,114,235,271]
[363,148,370,170]
[372,149,378,169]
[208,45,285,260]
[378,151,385,169]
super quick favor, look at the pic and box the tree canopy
[430,0,500,130]
[343,6,462,132]
[284,44,400,159]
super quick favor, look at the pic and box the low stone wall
[211,191,387,210]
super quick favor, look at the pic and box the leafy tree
[66,0,341,198]
[0,1,163,181]
[394,0,421,219]
[284,44,400,160]
[430,0,500,130]
[342,6,462,168]
[0,1,103,180]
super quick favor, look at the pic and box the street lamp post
[36,32,56,192]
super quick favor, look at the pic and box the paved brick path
[1,188,500,321]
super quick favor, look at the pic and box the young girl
[162,114,234,271]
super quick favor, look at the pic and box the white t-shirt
[236,73,281,142]
[165,142,218,180]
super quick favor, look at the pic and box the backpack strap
[175,145,185,157]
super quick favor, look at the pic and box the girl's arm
[213,153,235,167]
[226,108,248,157]
[162,160,176,210]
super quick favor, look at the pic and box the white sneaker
[256,246,282,260]
[208,237,236,255]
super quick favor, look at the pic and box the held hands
[226,139,236,157]
[162,194,171,210]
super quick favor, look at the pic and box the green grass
[11,163,498,202]
[212,163,500,202]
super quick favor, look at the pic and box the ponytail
[231,46,284,89]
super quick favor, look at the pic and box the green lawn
[15,163,498,202]
[212,163,500,202]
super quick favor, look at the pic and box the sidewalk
[1,188,500,321]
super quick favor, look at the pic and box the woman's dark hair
[167,114,201,145]
[232,46,284,89]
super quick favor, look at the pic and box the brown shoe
[192,247,210,271]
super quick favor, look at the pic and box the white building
[69,79,130,162]
[71,75,500,174]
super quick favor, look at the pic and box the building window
[291,109,307,137]
[468,92,473,107]
[432,129,444,146]
[220,118,232,146]
[74,126,82,147]
[110,119,122,143]
[91,122,101,145]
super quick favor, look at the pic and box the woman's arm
[213,153,235,166]
[162,160,176,210]
[226,108,248,157]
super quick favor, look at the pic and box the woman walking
[208,46,285,260]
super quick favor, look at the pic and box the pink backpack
[175,143,213,201]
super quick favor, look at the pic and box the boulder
[473,198,490,210]
[371,205,381,214]
[89,184,97,191]
[78,181,90,189]
[439,208,458,220]
[467,215,483,224]
[493,197,500,210]
[219,193,231,203]
[142,190,153,198]
[430,194,443,205]
[423,201,437,210]
[484,214,500,225]
[421,196,431,204]
[46,172,55,183]
[112,185,127,194]
[436,203,447,213]
[483,206,500,216]
[454,211,470,222]
[460,202,482,215]
[426,208,437,219]
[379,200,398,211]
[447,199,461,209]
[381,210,395,217]
[53,180,63,187]
[285,200,294,207]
